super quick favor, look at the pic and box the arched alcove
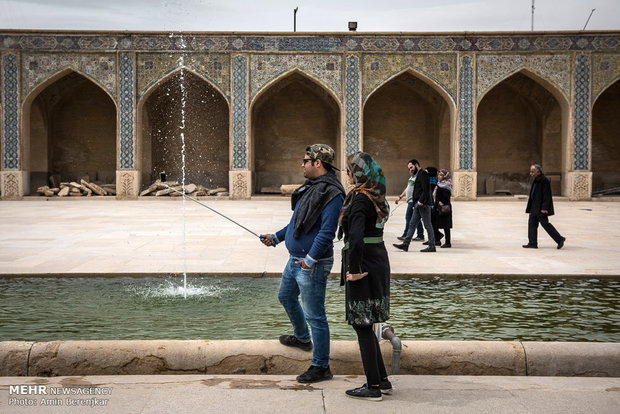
[139,69,230,189]
[25,71,116,193]
[363,71,452,195]
[476,71,564,196]
[592,79,620,195]
[251,71,340,194]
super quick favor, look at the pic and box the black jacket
[412,169,431,205]
[526,174,555,216]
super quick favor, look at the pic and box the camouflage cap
[305,144,339,170]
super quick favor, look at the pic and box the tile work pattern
[21,53,117,99]
[592,53,620,102]
[458,56,474,171]
[573,54,590,171]
[119,54,135,170]
[137,53,229,98]
[232,55,248,169]
[2,53,19,169]
[476,54,572,103]
[362,54,457,101]
[345,55,360,155]
[249,54,342,102]
[2,33,619,52]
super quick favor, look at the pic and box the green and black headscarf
[340,151,390,231]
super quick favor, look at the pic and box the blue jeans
[278,255,333,367]
[401,201,424,238]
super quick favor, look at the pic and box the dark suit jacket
[413,169,432,205]
[526,174,555,216]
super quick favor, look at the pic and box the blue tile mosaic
[573,54,590,170]
[119,54,135,169]
[2,34,619,53]
[345,56,360,155]
[458,56,473,171]
[2,54,19,169]
[232,55,247,169]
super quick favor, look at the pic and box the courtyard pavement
[0,197,618,277]
[1,197,619,413]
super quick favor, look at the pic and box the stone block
[398,340,526,376]
[57,186,70,197]
[1,170,28,199]
[565,171,592,201]
[0,342,33,376]
[229,170,251,200]
[523,342,620,377]
[279,184,299,195]
[452,171,477,200]
[116,170,140,199]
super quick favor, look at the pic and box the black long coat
[434,186,453,229]
[525,174,555,216]
[340,193,390,326]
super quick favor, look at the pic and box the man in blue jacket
[260,144,345,383]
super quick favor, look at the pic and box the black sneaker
[420,246,436,252]
[412,236,424,241]
[522,244,538,249]
[557,237,566,250]
[279,335,312,351]
[397,236,405,241]
[380,379,393,395]
[345,384,382,401]
[296,365,333,383]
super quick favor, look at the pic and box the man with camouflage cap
[260,143,345,383]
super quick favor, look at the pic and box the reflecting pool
[0,277,618,342]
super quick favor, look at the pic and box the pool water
[0,277,618,342]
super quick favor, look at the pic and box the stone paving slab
[1,375,619,413]
[0,198,619,277]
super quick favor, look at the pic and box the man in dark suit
[393,159,436,252]
[523,164,566,249]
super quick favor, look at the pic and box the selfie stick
[159,172,261,239]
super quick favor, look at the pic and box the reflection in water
[0,277,618,342]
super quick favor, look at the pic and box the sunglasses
[302,158,315,165]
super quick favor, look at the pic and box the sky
[0,0,618,33]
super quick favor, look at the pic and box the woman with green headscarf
[338,151,391,401]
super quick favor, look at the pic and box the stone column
[116,53,140,199]
[344,55,361,157]
[230,54,251,199]
[567,54,592,200]
[454,55,476,200]
[1,53,26,199]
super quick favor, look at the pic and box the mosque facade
[1,30,619,199]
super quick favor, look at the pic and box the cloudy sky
[0,0,618,32]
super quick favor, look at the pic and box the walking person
[434,169,453,248]
[260,144,345,383]
[339,152,392,401]
[523,164,566,249]
[393,159,436,252]
[395,160,424,242]
[425,166,443,247]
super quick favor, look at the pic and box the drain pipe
[374,324,401,374]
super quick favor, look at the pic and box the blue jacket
[274,195,344,267]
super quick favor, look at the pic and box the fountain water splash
[127,279,239,300]
[174,32,189,299]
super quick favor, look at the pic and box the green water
[0,277,618,342]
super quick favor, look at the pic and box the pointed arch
[363,69,456,195]
[592,78,620,194]
[593,74,620,105]
[137,67,230,189]
[22,67,116,109]
[21,69,117,194]
[476,67,569,113]
[139,66,229,107]
[364,67,456,110]
[250,69,341,194]
[250,68,343,111]
[476,69,568,196]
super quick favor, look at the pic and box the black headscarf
[291,170,345,238]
